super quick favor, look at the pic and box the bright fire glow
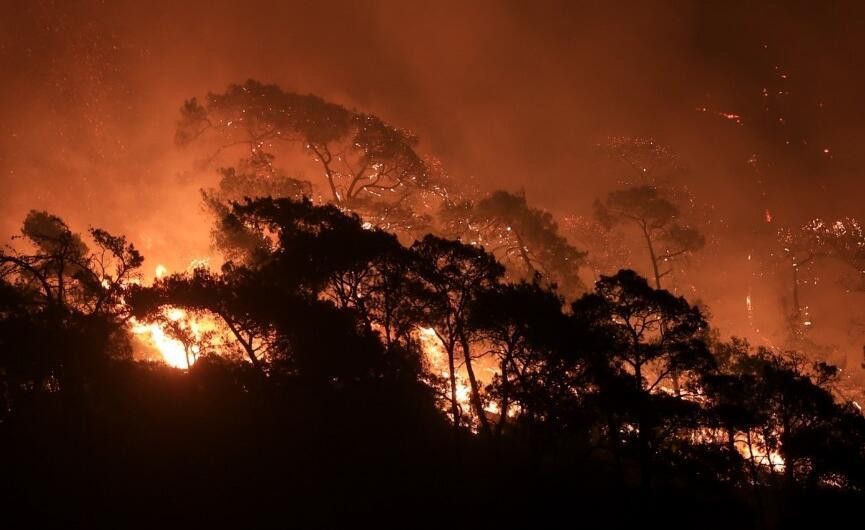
[417,326,505,423]
[417,327,472,406]
[736,434,786,471]
[130,306,225,369]
[131,314,194,368]
[129,261,225,368]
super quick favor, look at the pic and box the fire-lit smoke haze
[3,0,865,368]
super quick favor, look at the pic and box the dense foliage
[2,199,864,528]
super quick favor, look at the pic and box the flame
[130,260,225,368]
[736,434,785,471]
[130,315,194,368]
[417,326,474,417]
[417,326,506,424]
[130,306,226,369]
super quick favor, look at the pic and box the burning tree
[572,269,714,489]
[176,80,440,234]
[130,267,275,374]
[468,281,572,434]
[776,219,864,319]
[594,186,705,290]
[439,190,586,296]
[561,214,633,283]
[411,235,505,432]
[803,217,865,291]
[706,340,865,490]
[131,197,427,385]
[775,220,827,341]
[599,136,681,184]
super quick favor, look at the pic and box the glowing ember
[696,106,744,125]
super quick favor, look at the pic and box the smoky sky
[3,0,865,362]
[4,0,865,214]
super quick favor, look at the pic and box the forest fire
[124,263,220,368]
[4,2,865,526]
[130,310,197,368]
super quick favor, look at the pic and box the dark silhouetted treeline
[1,201,864,529]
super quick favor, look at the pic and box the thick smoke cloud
[3,0,865,367]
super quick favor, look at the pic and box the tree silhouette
[572,269,713,490]
[595,187,705,290]
[2,200,865,527]
[561,213,633,283]
[177,80,436,231]
[440,190,586,295]
[130,267,274,374]
[776,221,827,340]
[0,211,143,422]
[1,210,143,316]
[412,235,504,432]
[469,281,571,434]
[600,136,680,183]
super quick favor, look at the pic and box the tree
[597,137,706,290]
[775,220,827,340]
[599,136,680,184]
[205,153,313,204]
[411,235,505,432]
[571,269,713,490]
[130,266,274,375]
[440,190,586,296]
[229,196,432,352]
[469,281,572,434]
[594,186,704,290]
[0,211,143,415]
[775,217,865,358]
[561,214,632,283]
[0,210,143,317]
[706,340,865,490]
[176,80,436,231]
[131,197,430,384]
[200,156,313,262]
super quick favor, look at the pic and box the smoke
[3,0,865,368]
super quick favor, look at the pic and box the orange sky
[3,0,865,369]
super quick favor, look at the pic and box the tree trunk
[218,314,266,377]
[635,362,652,493]
[640,225,683,395]
[496,354,510,436]
[790,261,805,337]
[460,332,491,435]
[745,430,769,530]
[445,342,461,428]
[512,230,537,280]
[640,224,662,290]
